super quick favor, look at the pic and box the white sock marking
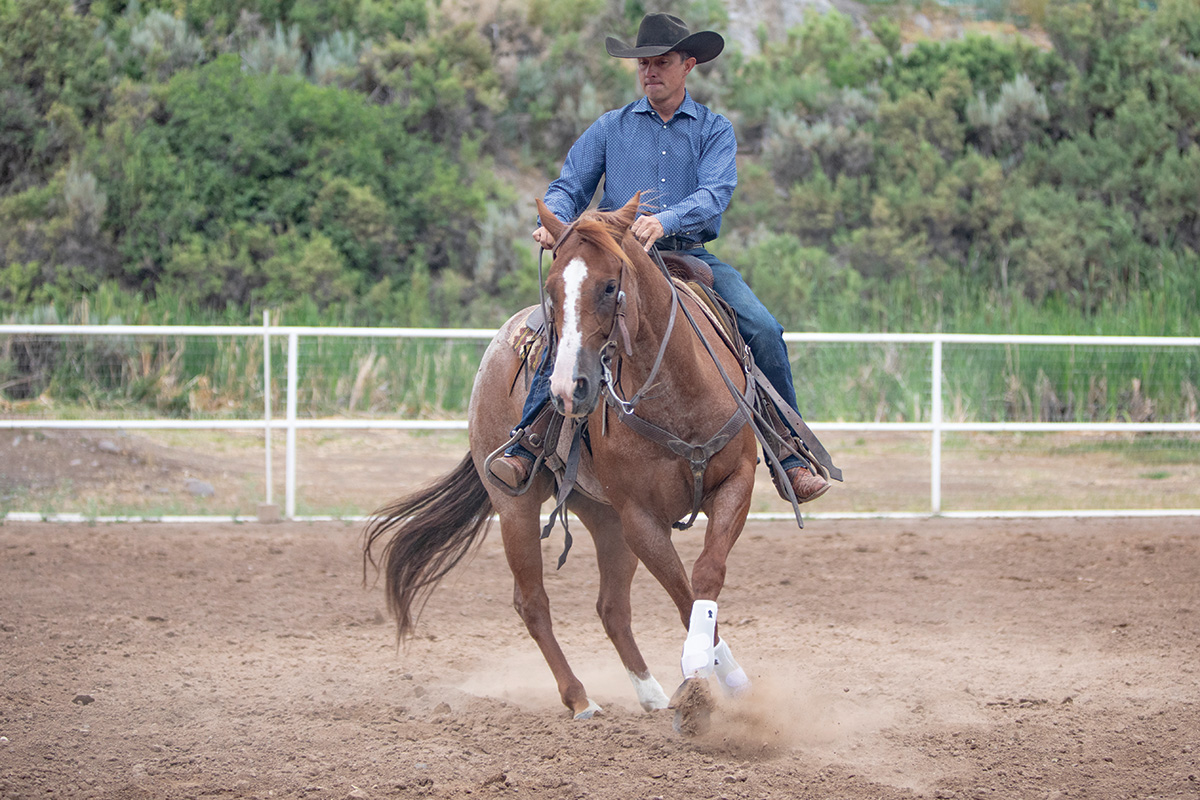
[627,670,670,711]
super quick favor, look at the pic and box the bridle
[521,217,836,560]
[542,222,678,419]
[543,223,755,531]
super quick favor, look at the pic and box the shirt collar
[633,90,698,120]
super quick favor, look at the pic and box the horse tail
[362,453,493,640]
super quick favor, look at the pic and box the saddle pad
[673,279,743,359]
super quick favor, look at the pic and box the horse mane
[570,210,635,270]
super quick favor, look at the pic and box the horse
[363,193,762,724]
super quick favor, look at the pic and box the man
[489,12,830,504]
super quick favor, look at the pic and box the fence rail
[3,319,1199,522]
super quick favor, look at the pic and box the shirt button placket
[658,123,668,194]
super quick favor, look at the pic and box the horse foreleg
[673,601,749,696]
[499,511,599,719]
[614,508,704,673]
[573,499,670,712]
[712,636,751,697]
[685,470,755,692]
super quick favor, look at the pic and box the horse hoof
[573,699,602,720]
[669,678,713,736]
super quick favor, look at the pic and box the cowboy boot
[786,464,830,504]
[488,404,557,491]
[488,451,534,490]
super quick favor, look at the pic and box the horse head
[537,194,643,418]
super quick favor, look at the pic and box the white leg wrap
[680,599,718,679]
[627,670,670,711]
[713,637,751,698]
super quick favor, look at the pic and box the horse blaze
[550,257,590,416]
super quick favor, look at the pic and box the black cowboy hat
[605,13,724,64]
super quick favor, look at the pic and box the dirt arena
[2,510,1198,800]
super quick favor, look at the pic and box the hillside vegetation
[3,0,1198,335]
[2,0,1200,335]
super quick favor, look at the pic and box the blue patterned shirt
[543,91,737,245]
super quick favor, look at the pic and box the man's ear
[536,198,565,242]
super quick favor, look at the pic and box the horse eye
[604,281,617,295]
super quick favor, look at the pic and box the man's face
[637,52,696,108]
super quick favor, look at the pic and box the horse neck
[621,254,714,402]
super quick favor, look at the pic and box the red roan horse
[364,194,766,727]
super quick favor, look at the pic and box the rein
[598,245,754,531]
[645,249,808,528]
[535,223,810,559]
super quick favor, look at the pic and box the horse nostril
[573,377,590,403]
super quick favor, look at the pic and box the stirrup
[483,431,545,497]
[489,452,533,491]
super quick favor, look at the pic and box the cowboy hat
[604,13,724,64]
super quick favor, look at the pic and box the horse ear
[611,192,640,233]
[536,198,565,242]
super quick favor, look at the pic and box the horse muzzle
[549,354,601,418]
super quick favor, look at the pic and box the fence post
[931,337,943,514]
[263,311,273,507]
[285,331,299,519]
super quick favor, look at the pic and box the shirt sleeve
[542,115,608,224]
[655,115,738,238]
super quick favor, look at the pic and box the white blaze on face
[550,257,588,414]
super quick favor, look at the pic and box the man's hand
[532,226,555,250]
[631,214,665,251]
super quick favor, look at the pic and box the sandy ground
[2,512,1198,800]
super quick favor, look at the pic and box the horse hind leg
[573,498,670,712]
[499,506,599,719]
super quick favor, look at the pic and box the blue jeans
[511,248,805,470]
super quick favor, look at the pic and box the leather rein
[600,250,758,531]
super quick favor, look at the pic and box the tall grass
[788,262,1200,423]
[3,274,1198,425]
[287,336,485,417]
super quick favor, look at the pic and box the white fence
[3,319,1199,522]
